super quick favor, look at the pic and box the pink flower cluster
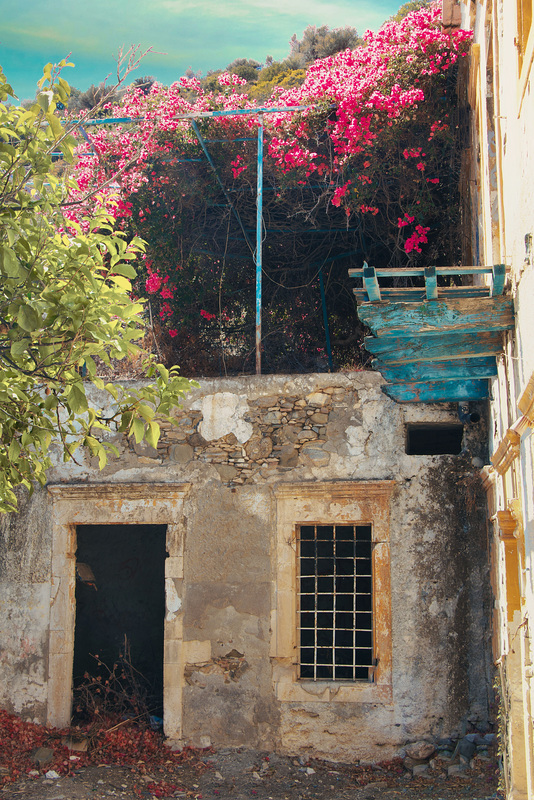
[428,118,449,140]
[403,147,425,159]
[145,272,162,294]
[217,72,248,87]
[231,155,248,178]
[398,213,415,228]
[159,302,172,320]
[331,181,352,207]
[267,4,471,177]
[404,224,430,254]
[360,204,379,215]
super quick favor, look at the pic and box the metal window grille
[298,524,373,681]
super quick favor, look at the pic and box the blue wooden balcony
[349,264,513,403]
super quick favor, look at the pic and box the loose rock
[31,747,54,766]
[405,741,436,760]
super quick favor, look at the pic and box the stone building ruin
[0,371,492,762]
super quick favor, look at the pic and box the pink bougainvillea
[145,273,162,294]
[404,224,430,253]
[331,180,352,207]
[398,213,416,228]
[231,155,248,179]
[217,71,248,87]
[62,3,472,339]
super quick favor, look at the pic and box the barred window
[298,524,373,682]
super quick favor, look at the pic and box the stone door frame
[46,482,190,741]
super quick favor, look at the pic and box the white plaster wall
[490,0,534,661]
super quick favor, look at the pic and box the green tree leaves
[0,63,196,512]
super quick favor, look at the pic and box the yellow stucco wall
[463,0,534,796]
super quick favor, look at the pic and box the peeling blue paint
[373,357,498,382]
[382,380,489,403]
[364,330,504,363]
[359,297,513,338]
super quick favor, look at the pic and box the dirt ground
[0,746,502,800]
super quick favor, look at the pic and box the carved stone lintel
[47,482,191,501]
[274,480,396,499]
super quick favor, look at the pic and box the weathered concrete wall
[182,481,275,749]
[0,489,52,721]
[0,371,491,761]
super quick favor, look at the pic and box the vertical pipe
[318,266,334,372]
[256,116,264,375]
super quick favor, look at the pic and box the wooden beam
[354,287,491,300]
[355,289,426,301]
[425,266,438,300]
[363,264,381,301]
[349,266,496,278]
[358,296,513,337]
[491,263,506,296]
[382,379,489,403]
[364,330,504,363]
[373,356,498,382]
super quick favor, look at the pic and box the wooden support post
[492,263,506,296]
[363,263,381,301]
[424,266,438,300]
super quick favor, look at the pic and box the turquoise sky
[1,0,402,101]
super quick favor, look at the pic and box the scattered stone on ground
[0,710,503,799]
[1,745,502,800]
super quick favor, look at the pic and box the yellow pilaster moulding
[495,509,521,622]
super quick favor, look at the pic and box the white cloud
[156,0,393,31]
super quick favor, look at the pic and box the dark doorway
[73,524,167,720]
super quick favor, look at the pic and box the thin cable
[191,120,255,257]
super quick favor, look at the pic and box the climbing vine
[65,5,472,375]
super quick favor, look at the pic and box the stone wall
[0,371,491,762]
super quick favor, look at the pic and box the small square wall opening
[406,423,463,455]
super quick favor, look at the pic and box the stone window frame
[46,482,190,741]
[272,481,395,704]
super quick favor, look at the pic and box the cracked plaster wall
[0,489,52,720]
[0,371,491,761]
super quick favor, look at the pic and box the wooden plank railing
[349,263,509,302]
